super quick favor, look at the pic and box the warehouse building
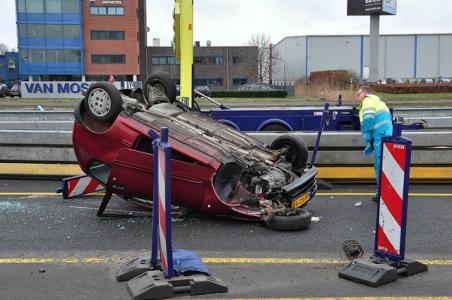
[272,34,452,84]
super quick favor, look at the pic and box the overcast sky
[1,0,452,49]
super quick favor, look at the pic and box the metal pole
[369,14,380,83]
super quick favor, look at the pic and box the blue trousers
[373,136,383,189]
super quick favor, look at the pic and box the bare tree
[0,43,10,55]
[247,33,281,84]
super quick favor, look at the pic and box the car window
[135,136,154,154]
[89,160,111,184]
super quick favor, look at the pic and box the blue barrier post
[310,103,329,165]
[392,122,403,137]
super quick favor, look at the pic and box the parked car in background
[195,85,211,97]
[239,83,273,91]
[0,83,10,98]
[420,78,434,84]
[8,82,21,98]
[175,85,211,97]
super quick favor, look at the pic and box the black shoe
[371,195,379,202]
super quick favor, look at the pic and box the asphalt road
[1,179,452,299]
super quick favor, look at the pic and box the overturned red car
[73,74,318,230]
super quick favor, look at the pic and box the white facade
[273,34,452,82]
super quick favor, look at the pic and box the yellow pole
[175,0,193,108]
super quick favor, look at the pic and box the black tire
[265,209,312,231]
[261,123,290,131]
[270,135,308,170]
[84,82,123,123]
[143,73,177,104]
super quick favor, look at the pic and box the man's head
[356,86,373,101]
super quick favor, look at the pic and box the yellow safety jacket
[358,94,393,144]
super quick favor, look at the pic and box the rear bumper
[282,166,318,203]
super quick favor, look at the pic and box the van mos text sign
[21,82,95,99]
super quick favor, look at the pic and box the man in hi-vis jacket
[356,86,393,201]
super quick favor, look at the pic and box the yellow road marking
[0,257,451,265]
[316,192,452,197]
[214,296,452,300]
[0,163,82,176]
[1,163,452,180]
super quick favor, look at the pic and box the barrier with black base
[339,135,427,287]
[116,127,228,299]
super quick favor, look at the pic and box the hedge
[370,83,452,94]
[211,90,288,98]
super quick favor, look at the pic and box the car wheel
[261,123,289,131]
[84,82,122,123]
[264,209,312,231]
[270,135,308,170]
[143,73,177,104]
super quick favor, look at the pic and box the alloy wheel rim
[88,88,111,117]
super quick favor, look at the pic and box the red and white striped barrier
[375,136,412,261]
[61,175,104,199]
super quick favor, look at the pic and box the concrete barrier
[0,129,451,165]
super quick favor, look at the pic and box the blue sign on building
[16,0,84,80]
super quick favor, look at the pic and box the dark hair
[359,86,374,94]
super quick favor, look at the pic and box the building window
[18,0,26,13]
[194,56,206,64]
[46,49,60,63]
[64,50,81,63]
[27,24,45,38]
[62,0,79,13]
[92,54,126,64]
[91,30,125,40]
[151,56,179,65]
[151,56,167,65]
[20,49,29,62]
[63,25,80,39]
[195,79,207,86]
[117,7,124,15]
[194,56,223,65]
[213,56,223,64]
[208,78,223,87]
[89,7,98,15]
[45,24,63,38]
[29,49,45,63]
[18,24,28,38]
[233,78,247,86]
[232,56,241,64]
[46,0,61,13]
[89,6,125,15]
[27,0,44,13]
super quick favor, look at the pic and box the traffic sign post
[173,0,194,108]
[339,135,427,287]
[117,127,227,299]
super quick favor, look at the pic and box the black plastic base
[116,257,160,282]
[127,270,228,300]
[338,257,428,287]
